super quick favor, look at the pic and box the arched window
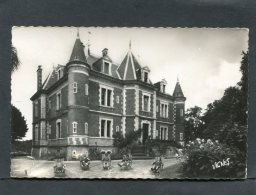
[73,82,77,93]
[72,122,78,133]
[85,122,88,134]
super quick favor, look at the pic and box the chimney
[37,65,42,90]
[102,48,108,57]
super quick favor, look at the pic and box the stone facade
[31,33,186,160]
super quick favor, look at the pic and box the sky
[11,27,248,140]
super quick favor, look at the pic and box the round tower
[66,32,90,160]
[173,79,186,146]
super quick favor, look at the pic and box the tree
[201,51,248,142]
[11,105,28,142]
[11,45,20,73]
[184,106,204,142]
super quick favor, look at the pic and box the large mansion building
[31,33,186,160]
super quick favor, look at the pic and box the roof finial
[87,31,91,55]
[177,74,179,83]
[77,27,80,38]
[129,40,131,50]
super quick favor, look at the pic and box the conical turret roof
[173,81,184,97]
[69,33,86,63]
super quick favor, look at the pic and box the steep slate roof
[42,65,65,90]
[69,35,86,63]
[173,81,184,97]
[117,50,142,80]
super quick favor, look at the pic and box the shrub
[88,147,101,160]
[145,139,182,157]
[182,138,246,178]
[113,129,142,149]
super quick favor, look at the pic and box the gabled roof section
[69,34,86,63]
[42,65,66,90]
[117,50,142,80]
[173,81,184,97]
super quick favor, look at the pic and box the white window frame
[142,93,151,112]
[56,119,61,139]
[85,84,88,95]
[160,126,168,140]
[72,121,78,134]
[56,91,61,110]
[99,85,114,107]
[160,102,168,118]
[85,122,88,134]
[73,82,77,93]
[180,132,184,141]
[102,60,112,75]
[142,70,149,83]
[57,68,61,80]
[116,126,119,132]
[99,118,113,138]
[180,108,184,117]
[40,124,43,139]
[116,95,119,104]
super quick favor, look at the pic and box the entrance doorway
[142,123,149,145]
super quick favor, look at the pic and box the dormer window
[141,66,150,83]
[57,68,61,80]
[160,79,167,93]
[144,71,148,83]
[103,61,110,74]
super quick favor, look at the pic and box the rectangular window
[116,96,119,104]
[160,103,168,118]
[104,62,110,74]
[163,85,166,93]
[85,84,88,95]
[100,119,112,138]
[107,89,112,106]
[56,121,61,138]
[165,104,168,118]
[116,126,119,132]
[156,105,159,112]
[85,123,88,134]
[144,72,148,83]
[180,109,184,117]
[73,82,77,93]
[180,133,184,141]
[72,122,77,133]
[143,95,150,112]
[57,69,61,80]
[107,121,111,137]
[101,88,106,105]
[100,86,113,107]
[40,125,43,139]
[101,120,105,137]
[56,92,61,110]
[160,127,168,140]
